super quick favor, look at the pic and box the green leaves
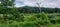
[0,0,15,8]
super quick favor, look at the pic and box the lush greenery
[17,6,60,13]
[0,0,60,27]
[0,11,60,27]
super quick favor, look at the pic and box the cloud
[41,0,60,8]
[15,0,60,8]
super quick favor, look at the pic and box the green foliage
[0,0,14,7]
[17,6,40,13]
[16,7,60,13]
[0,1,60,27]
[0,12,60,27]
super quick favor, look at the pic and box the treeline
[0,6,60,14]
[16,6,40,13]
[41,7,60,13]
[17,6,60,13]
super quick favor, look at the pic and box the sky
[15,0,60,8]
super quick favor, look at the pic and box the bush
[56,19,60,23]
[50,19,57,24]
[32,12,50,25]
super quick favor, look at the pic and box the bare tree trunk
[35,0,41,13]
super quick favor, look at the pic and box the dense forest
[0,0,60,27]
[16,6,60,13]
[0,6,60,14]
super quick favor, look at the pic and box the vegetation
[0,0,60,27]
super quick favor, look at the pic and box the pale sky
[15,0,60,8]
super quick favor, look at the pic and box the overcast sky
[15,0,60,8]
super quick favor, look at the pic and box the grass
[44,23,60,27]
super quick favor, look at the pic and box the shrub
[50,20,57,24]
[56,19,60,23]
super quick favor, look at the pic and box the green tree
[0,0,15,22]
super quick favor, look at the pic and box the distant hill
[16,6,60,13]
